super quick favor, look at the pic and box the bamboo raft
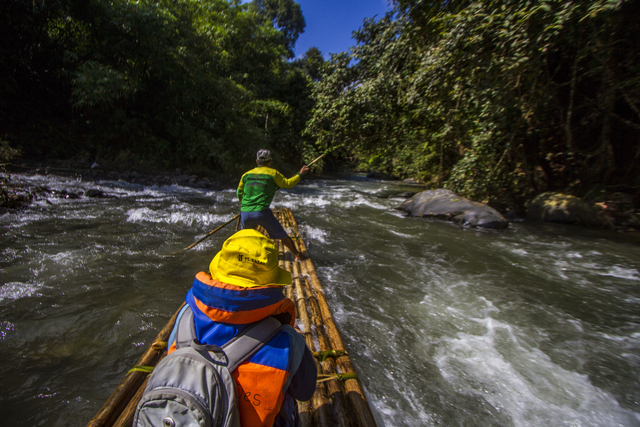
[87,208,377,427]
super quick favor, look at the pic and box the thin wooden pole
[170,214,239,255]
[306,153,326,167]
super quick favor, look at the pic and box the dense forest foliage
[2,0,639,210]
[1,0,322,175]
[306,0,640,208]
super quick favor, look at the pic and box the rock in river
[526,192,611,228]
[398,189,508,229]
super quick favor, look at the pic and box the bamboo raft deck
[87,208,377,427]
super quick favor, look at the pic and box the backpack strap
[176,305,283,371]
[224,316,283,372]
[174,305,196,350]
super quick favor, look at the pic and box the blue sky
[293,0,394,59]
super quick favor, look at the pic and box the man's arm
[286,344,317,401]
[274,166,310,189]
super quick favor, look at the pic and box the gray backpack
[133,306,283,427]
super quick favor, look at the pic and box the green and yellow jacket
[237,166,301,212]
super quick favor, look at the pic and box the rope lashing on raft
[126,341,166,373]
[151,340,167,351]
[128,366,155,374]
[127,345,345,366]
[128,339,351,380]
[313,349,347,362]
[316,372,358,384]
[289,233,302,242]
[128,365,358,385]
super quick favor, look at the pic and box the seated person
[167,229,317,427]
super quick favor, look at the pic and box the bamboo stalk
[170,214,239,255]
[306,153,326,167]
[289,257,313,349]
[112,375,150,427]
[86,304,184,427]
[293,262,351,427]
[282,209,377,427]
[311,384,333,427]
[278,239,333,427]
[297,400,313,427]
[281,243,294,302]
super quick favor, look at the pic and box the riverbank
[2,160,639,238]
[4,160,236,190]
[1,157,336,208]
[0,159,237,212]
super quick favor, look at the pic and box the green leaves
[305,0,639,206]
[0,139,20,164]
[72,61,133,108]
[584,0,622,20]
[2,0,315,175]
[249,0,306,57]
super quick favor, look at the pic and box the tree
[305,13,445,179]
[300,47,324,81]
[305,0,640,209]
[1,0,314,176]
[249,0,306,57]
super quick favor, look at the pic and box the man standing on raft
[237,149,309,261]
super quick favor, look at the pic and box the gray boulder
[399,189,508,229]
[526,192,611,228]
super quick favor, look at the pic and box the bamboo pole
[170,214,239,255]
[306,153,326,167]
[291,260,352,427]
[281,243,294,303]
[86,304,184,427]
[297,400,313,427]
[288,257,313,349]
[112,375,150,427]
[278,239,333,427]
[281,209,377,427]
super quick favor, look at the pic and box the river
[1,172,639,426]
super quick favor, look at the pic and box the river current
[1,172,639,427]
